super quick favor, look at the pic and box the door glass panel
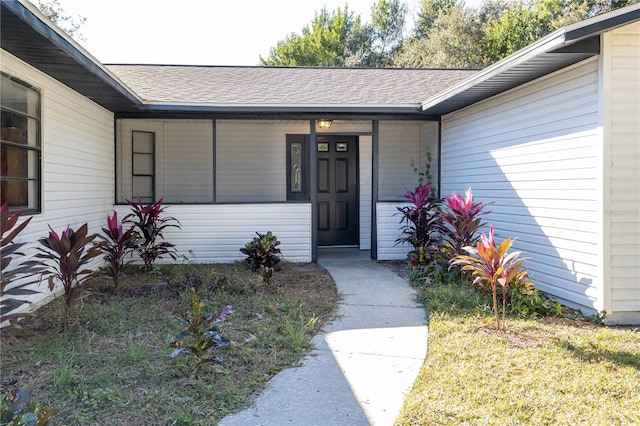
[317,142,329,152]
[336,142,348,152]
[290,142,302,193]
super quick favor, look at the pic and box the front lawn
[1,262,339,425]
[395,280,640,425]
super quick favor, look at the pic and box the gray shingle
[106,65,478,106]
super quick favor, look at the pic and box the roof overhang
[1,0,142,112]
[421,4,640,116]
[124,102,430,119]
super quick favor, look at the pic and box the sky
[54,0,482,66]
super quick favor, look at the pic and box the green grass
[395,281,640,426]
[1,262,339,425]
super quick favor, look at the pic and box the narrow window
[0,73,41,213]
[286,135,309,201]
[132,131,155,202]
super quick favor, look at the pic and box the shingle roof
[106,65,478,107]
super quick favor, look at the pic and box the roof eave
[115,103,436,120]
[1,0,142,111]
[421,4,640,116]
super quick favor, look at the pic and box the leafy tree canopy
[33,0,86,40]
[259,6,358,67]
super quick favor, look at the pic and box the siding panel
[376,202,410,260]
[607,22,640,322]
[1,49,115,308]
[359,136,372,249]
[115,204,312,262]
[441,59,602,315]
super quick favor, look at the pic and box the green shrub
[240,231,282,285]
[1,389,58,425]
[170,288,233,373]
[507,275,562,319]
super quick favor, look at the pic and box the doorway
[316,135,359,246]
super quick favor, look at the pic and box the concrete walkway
[219,248,428,426]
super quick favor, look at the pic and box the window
[0,73,41,213]
[131,131,155,203]
[286,135,309,201]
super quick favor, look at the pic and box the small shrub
[33,224,102,319]
[97,211,136,293]
[170,288,233,373]
[409,254,466,287]
[507,271,562,319]
[395,183,444,269]
[240,231,282,285]
[441,187,491,259]
[450,225,527,329]
[124,198,180,271]
[1,389,58,425]
[0,203,41,327]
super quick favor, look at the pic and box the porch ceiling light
[317,119,333,129]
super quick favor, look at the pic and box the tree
[395,6,487,68]
[483,0,636,63]
[414,0,461,39]
[259,6,358,67]
[370,0,408,66]
[34,0,86,40]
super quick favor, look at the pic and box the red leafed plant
[0,203,41,327]
[124,198,180,271]
[395,183,444,268]
[442,187,491,259]
[33,224,102,319]
[98,211,136,293]
[449,225,527,329]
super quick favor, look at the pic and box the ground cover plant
[391,271,640,425]
[0,261,338,425]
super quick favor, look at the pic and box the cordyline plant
[33,224,102,319]
[170,287,233,373]
[442,187,491,259]
[97,211,136,293]
[0,204,41,327]
[395,183,443,269]
[124,198,180,271]
[450,225,527,329]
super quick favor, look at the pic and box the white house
[1,0,638,324]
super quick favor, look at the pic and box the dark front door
[317,136,358,246]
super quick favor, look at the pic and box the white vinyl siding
[376,202,411,260]
[216,121,307,202]
[604,23,640,323]
[1,49,115,305]
[441,59,602,314]
[359,135,372,250]
[115,203,312,262]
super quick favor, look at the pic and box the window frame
[0,72,42,214]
